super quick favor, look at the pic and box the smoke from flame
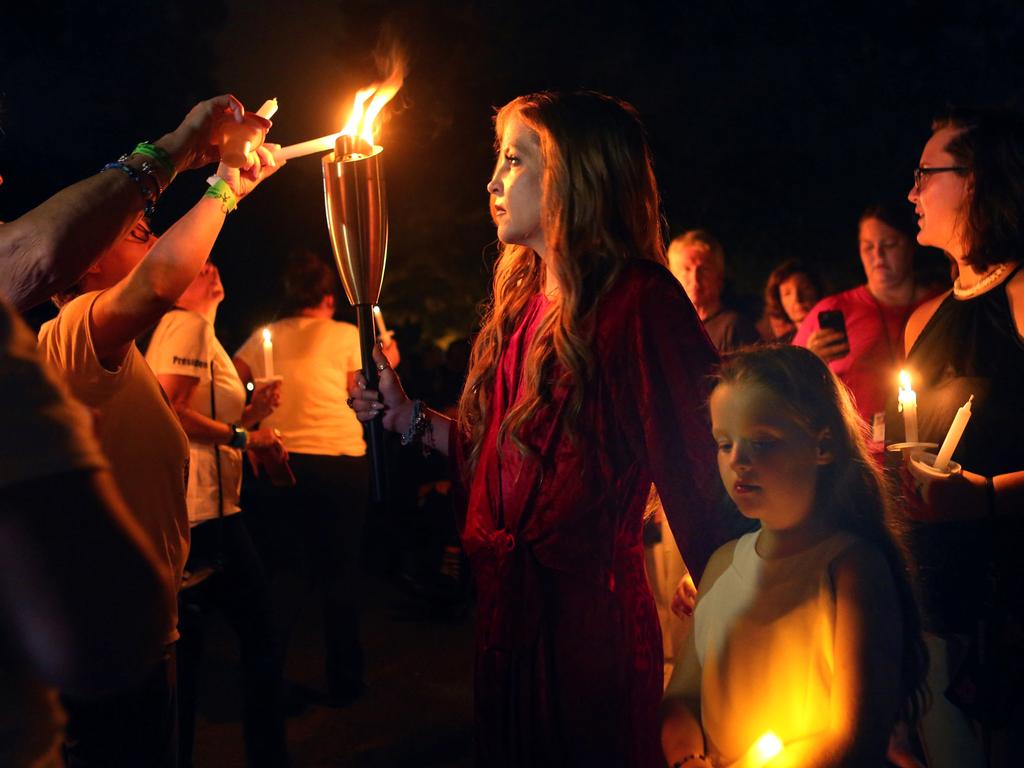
[340,53,407,148]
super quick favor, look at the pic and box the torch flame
[339,55,406,149]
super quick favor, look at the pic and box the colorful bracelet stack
[101,140,176,219]
[101,160,159,219]
[130,142,176,189]
[204,176,238,214]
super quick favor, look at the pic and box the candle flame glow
[898,369,911,391]
[340,53,406,149]
[751,731,783,763]
[262,327,272,344]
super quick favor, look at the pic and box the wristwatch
[227,423,248,449]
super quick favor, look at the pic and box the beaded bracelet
[204,176,238,214]
[131,142,176,183]
[400,399,433,456]
[101,161,157,218]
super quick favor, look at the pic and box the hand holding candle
[897,370,918,443]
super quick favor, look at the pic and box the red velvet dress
[451,260,725,766]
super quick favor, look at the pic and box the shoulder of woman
[1006,266,1024,337]
[904,290,950,354]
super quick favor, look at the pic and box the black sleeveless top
[897,263,1024,633]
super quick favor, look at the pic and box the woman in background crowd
[760,259,823,343]
[235,252,397,704]
[146,261,288,767]
[795,203,939,453]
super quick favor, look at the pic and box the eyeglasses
[126,220,154,244]
[913,166,968,191]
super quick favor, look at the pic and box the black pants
[177,514,287,768]
[251,453,369,693]
[61,646,177,768]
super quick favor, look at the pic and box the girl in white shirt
[661,345,928,768]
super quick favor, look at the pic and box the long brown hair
[457,91,666,473]
[713,345,929,725]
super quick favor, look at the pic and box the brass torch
[323,135,388,501]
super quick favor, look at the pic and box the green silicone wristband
[131,142,176,180]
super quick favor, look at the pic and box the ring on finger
[375,361,389,373]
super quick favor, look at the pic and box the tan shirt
[235,317,365,456]
[38,291,189,644]
[146,309,245,525]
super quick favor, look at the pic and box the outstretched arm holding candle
[0,95,247,311]
[80,146,282,370]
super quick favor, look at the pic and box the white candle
[275,132,342,161]
[898,370,918,444]
[372,305,392,344]
[262,327,274,378]
[934,395,974,471]
[255,98,279,120]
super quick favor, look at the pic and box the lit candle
[255,98,279,120]
[898,370,918,443]
[275,132,343,161]
[372,305,393,345]
[934,395,974,471]
[262,327,274,378]
[733,731,783,768]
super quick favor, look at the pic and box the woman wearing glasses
[900,107,1024,768]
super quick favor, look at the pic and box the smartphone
[818,309,847,340]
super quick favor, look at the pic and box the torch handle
[357,303,387,503]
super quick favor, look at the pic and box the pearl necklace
[952,261,1016,299]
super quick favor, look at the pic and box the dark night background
[3,0,1024,348]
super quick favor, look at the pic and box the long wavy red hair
[457,91,667,474]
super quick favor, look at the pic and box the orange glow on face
[339,54,406,148]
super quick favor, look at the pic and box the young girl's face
[711,382,830,531]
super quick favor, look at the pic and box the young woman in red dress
[350,90,725,766]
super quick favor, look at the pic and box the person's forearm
[0,169,146,311]
[389,399,453,457]
[130,196,226,308]
[994,470,1024,517]
[660,700,706,766]
[173,404,234,445]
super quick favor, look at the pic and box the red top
[451,259,724,766]
[794,285,935,444]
